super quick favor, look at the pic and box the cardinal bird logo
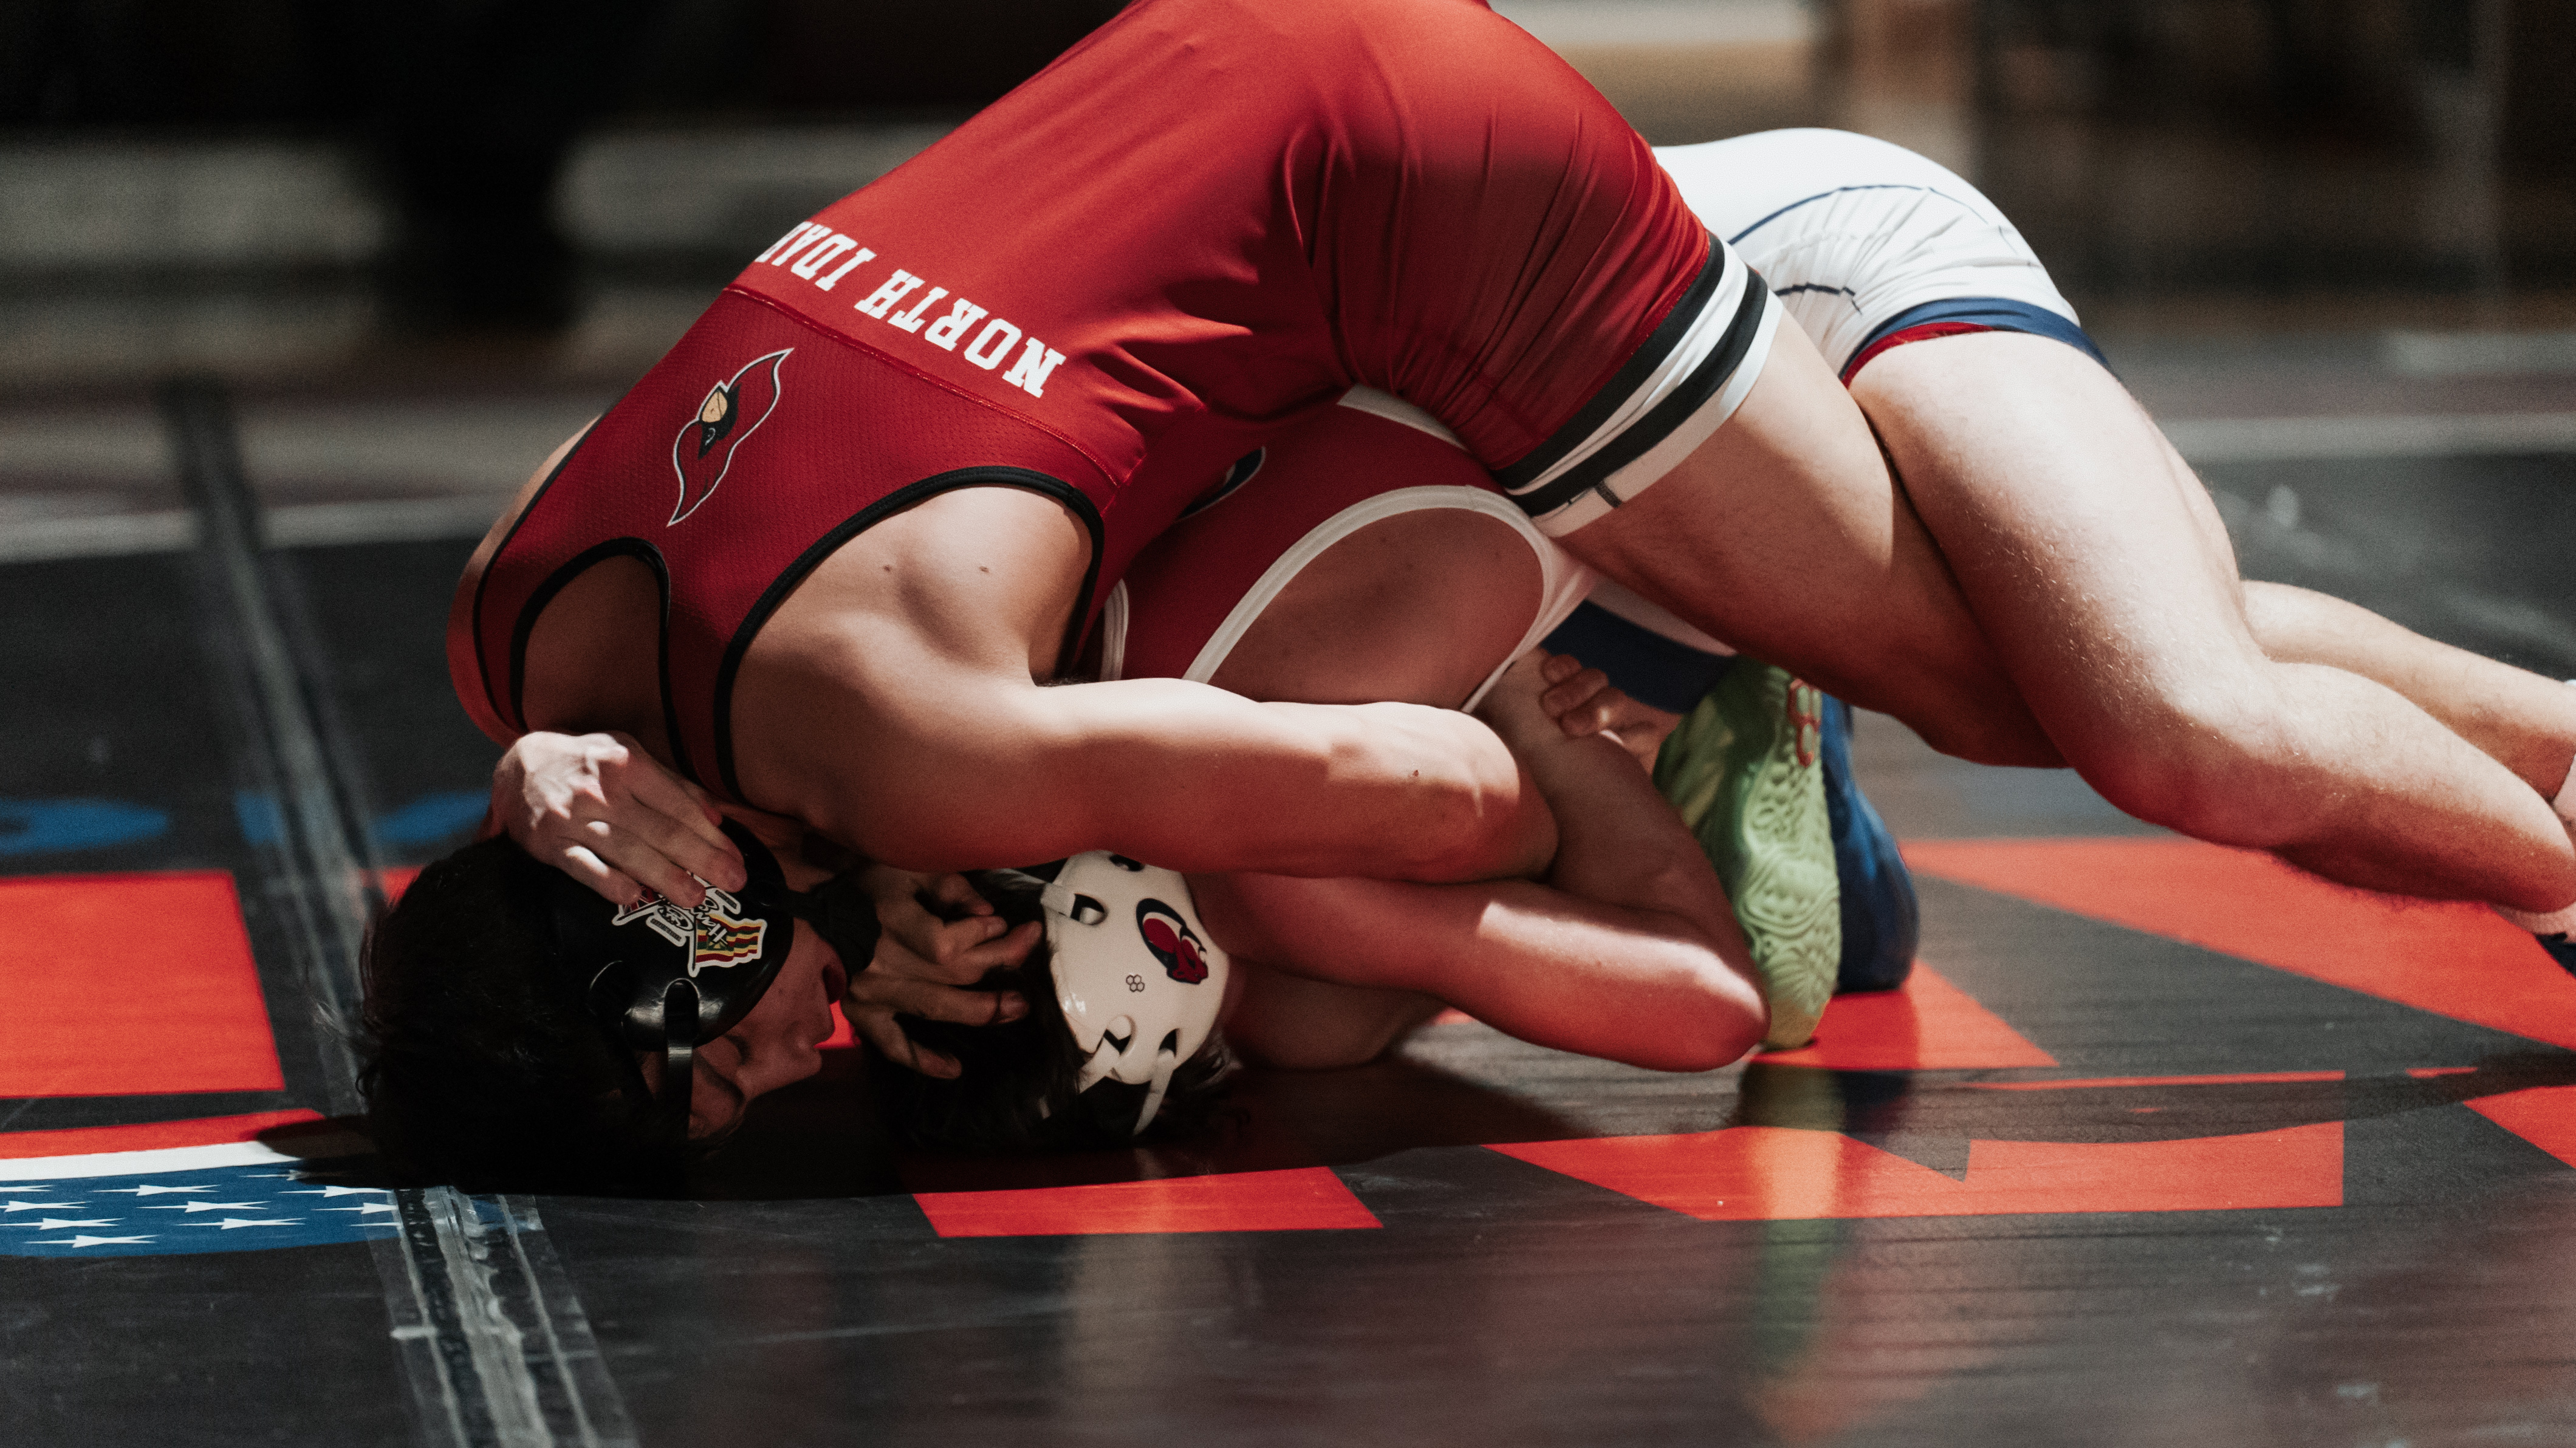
[669,348,792,525]
[1135,899,1210,985]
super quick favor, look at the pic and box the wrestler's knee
[1911,705,2060,769]
[1875,668,2062,769]
[2059,671,2309,846]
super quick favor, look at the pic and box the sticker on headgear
[1136,899,1209,985]
[612,886,768,976]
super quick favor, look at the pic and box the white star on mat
[94,1184,221,1196]
[140,1201,258,1213]
[30,1235,154,1248]
[283,1186,389,1198]
[4,1200,81,1212]
[196,1218,298,1231]
[320,1203,399,1215]
[10,1218,120,1231]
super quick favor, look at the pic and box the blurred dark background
[0,0,1128,332]
[2,0,2570,360]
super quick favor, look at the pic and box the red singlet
[454,0,1727,801]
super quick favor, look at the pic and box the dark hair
[357,837,689,1192]
[868,869,1231,1153]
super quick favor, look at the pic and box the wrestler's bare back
[457,431,1558,884]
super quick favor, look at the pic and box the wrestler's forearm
[1016,685,1557,881]
[801,680,1557,881]
[1195,872,1762,1071]
[1239,699,1561,882]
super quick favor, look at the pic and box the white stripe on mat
[0,1134,371,1181]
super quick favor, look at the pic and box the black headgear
[532,820,882,1144]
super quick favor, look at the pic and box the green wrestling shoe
[1653,661,1840,1050]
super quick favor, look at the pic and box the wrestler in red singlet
[450,0,1770,805]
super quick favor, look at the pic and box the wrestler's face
[638,921,847,1142]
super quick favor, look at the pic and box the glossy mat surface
[5,423,2576,1447]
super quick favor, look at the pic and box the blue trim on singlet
[1540,601,1733,714]
[1851,297,2109,371]
[1725,183,1982,247]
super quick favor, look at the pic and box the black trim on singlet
[505,538,699,788]
[1493,234,1727,495]
[1505,268,1773,524]
[471,423,597,734]
[710,465,1105,804]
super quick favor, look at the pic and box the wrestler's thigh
[1222,960,1444,1071]
[1849,330,2263,768]
[1563,319,2055,766]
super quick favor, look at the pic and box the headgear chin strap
[1040,852,1230,1135]
[535,819,883,1144]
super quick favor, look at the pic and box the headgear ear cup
[1041,852,1230,1134]
[531,818,882,1148]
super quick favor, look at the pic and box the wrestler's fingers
[875,917,978,982]
[1538,665,1614,719]
[903,907,1010,963]
[937,918,1043,974]
[1540,651,1586,686]
[568,821,721,909]
[1538,663,1609,707]
[1616,729,1664,773]
[919,872,998,918]
[852,1013,962,1079]
[1579,689,1631,734]
[922,912,1030,971]
[868,929,992,987]
[609,809,741,902]
[852,976,1029,1027]
[614,749,725,832]
[555,844,646,907]
[620,761,745,889]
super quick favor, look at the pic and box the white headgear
[1040,852,1230,1134]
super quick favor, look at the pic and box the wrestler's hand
[1536,653,1682,773]
[843,866,1041,1078]
[489,730,745,907]
[862,866,1044,987]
